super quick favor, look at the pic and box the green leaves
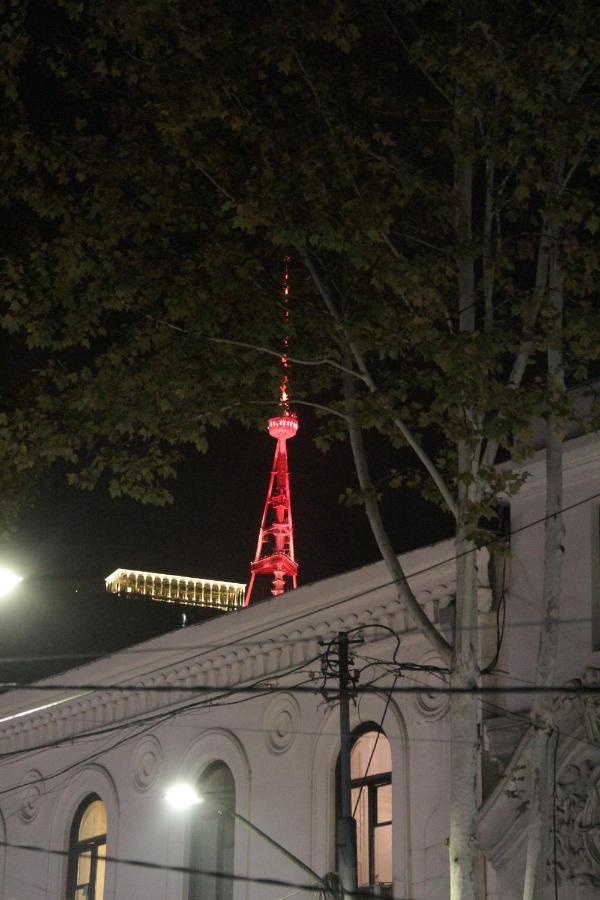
[0,0,598,530]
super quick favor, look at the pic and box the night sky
[0,412,452,683]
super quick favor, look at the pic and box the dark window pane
[189,762,236,900]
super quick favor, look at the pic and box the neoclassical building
[0,432,598,899]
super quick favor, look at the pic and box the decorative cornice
[479,667,600,886]
[0,581,455,755]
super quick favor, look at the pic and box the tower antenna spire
[245,257,299,606]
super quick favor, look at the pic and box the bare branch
[191,160,236,203]
[143,313,187,333]
[481,190,563,470]
[380,230,403,261]
[208,337,365,382]
[455,159,475,334]
[291,48,336,136]
[302,251,458,520]
[110,20,152,64]
[483,157,496,333]
[215,399,350,422]
[301,251,375,387]
[559,149,583,196]
[343,372,452,662]
[380,6,454,107]
[140,316,364,381]
[391,415,458,519]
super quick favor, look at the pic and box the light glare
[165,783,202,810]
[0,568,23,599]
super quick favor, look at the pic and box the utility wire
[480,699,599,756]
[1,485,598,673]
[1,605,600,665]
[0,664,323,790]
[352,675,398,818]
[0,839,414,900]
[3,681,600,696]
[0,660,321,772]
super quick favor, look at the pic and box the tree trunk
[449,145,481,900]
[522,223,565,900]
[342,372,452,662]
[449,442,481,900]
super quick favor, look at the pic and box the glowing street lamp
[164,782,335,896]
[165,783,203,810]
[0,568,23,599]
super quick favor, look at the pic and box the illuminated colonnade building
[105,567,245,611]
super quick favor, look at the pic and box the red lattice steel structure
[245,259,299,605]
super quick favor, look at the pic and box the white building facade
[0,433,598,899]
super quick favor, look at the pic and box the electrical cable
[3,681,600,696]
[1,602,600,665]
[0,660,325,780]
[0,839,415,900]
[1,484,598,678]
[345,623,402,667]
[0,668,318,819]
[352,675,398,818]
[0,660,322,780]
[0,488,597,830]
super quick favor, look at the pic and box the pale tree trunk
[449,525,480,900]
[448,154,481,900]
[342,372,452,663]
[449,436,482,900]
[522,222,565,900]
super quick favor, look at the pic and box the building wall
[0,433,598,899]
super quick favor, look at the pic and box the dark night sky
[0,412,452,683]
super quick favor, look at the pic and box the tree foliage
[1,0,599,524]
[1,1,599,519]
[2,3,600,896]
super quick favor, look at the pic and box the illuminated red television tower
[245,259,299,605]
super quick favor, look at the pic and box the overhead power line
[0,839,413,900]
[1,605,599,664]
[2,486,598,672]
[1,681,600,696]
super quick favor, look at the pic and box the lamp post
[0,568,23,599]
[165,783,337,898]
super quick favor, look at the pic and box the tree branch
[390,414,458,518]
[343,372,452,662]
[302,251,458,520]
[481,163,565,470]
[380,6,454,107]
[217,398,350,422]
[483,157,496,333]
[140,316,364,382]
[191,160,236,203]
[208,337,364,382]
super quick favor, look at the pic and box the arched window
[189,761,235,900]
[67,795,107,900]
[338,726,392,896]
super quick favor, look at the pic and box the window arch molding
[47,764,119,900]
[166,729,251,900]
[310,692,410,897]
